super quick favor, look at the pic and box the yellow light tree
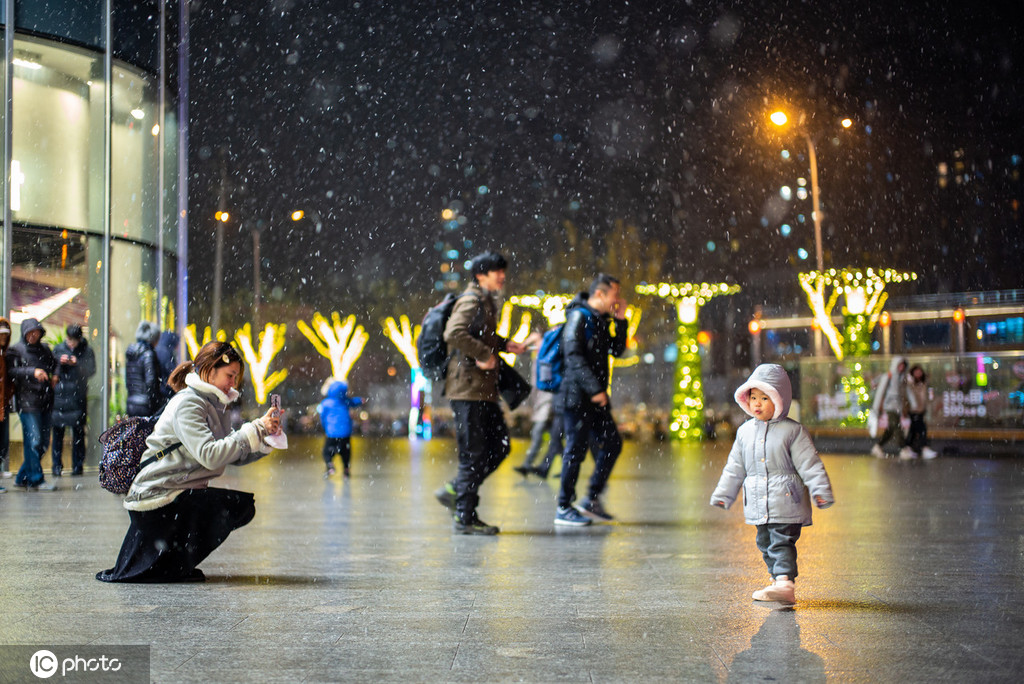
[496,302,532,366]
[297,312,369,380]
[234,323,289,404]
[798,268,917,361]
[183,324,228,359]
[510,293,643,368]
[635,281,741,440]
[382,315,420,370]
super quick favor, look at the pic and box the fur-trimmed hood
[734,363,792,421]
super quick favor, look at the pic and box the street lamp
[770,110,824,274]
[212,209,231,332]
[770,109,852,355]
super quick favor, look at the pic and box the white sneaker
[922,447,938,460]
[1,470,12,479]
[752,576,796,603]
[871,445,885,459]
[898,447,918,460]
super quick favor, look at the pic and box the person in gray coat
[97,341,282,583]
[711,364,834,604]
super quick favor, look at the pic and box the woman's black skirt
[96,487,255,583]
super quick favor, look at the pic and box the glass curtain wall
[3,1,181,468]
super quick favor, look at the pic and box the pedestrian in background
[906,364,938,460]
[8,318,57,491]
[318,378,364,478]
[711,364,834,604]
[435,251,530,535]
[0,317,13,488]
[870,356,914,460]
[125,321,165,417]
[554,274,628,527]
[514,380,556,478]
[51,324,97,476]
[155,330,180,401]
[97,341,281,583]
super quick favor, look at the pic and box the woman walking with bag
[97,341,281,583]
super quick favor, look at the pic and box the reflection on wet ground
[1,435,1022,681]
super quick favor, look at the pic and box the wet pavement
[1,434,1023,682]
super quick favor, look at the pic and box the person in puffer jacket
[317,378,364,478]
[97,341,282,583]
[710,364,834,604]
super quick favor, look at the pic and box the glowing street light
[290,210,304,221]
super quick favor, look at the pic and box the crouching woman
[97,341,281,583]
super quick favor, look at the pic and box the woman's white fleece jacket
[123,373,273,511]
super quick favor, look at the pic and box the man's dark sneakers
[453,514,499,535]
[554,506,592,526]
[577,496,614,521]
[513,465,531,477]
[434,482,456,509]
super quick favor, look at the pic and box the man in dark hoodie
[51,324,97,476]
[554,274,627,527]
[8,318,58,490]
[125,321,165,417]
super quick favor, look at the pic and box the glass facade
[2,1,187,467]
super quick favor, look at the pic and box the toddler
[710,364,834,603]
[317,379,364,478]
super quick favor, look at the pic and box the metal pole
[176,0,191,360]
[2,0,14,317]
[805,133,824,273]
[156,0,166,327]
[100,0,113,430]
[212,158,226,331]
[805,133,824,357]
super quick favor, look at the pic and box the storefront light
[131,109,145,120]
[13,57,42,70]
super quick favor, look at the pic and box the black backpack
[417,292,476,381]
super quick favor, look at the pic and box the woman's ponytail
[168,361,195,392]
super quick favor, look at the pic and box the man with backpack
[434,251,530,535]
[554,274,627,527]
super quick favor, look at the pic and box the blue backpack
[535,307,592,392]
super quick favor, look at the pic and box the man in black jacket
[9,318,58,490]
[124,321,165,417]
[554,274,627,527]
[52,324,97,476]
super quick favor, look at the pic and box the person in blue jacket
[317,378,364,478]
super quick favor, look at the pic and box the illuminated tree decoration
[382,315,420,370]
[496,301,532,366]
[382,315,433,438]
[183,324,228,359]
[511,293,644,371]
[797,268,917,361]
[297,312,368,380]
[234,323,289,404]
[635,281,741,441]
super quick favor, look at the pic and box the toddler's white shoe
[871,445,885,459]
[752,576,796,603]
[922,447,938,460]
[898,447,918,460]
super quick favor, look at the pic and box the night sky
[186,0,1023,323]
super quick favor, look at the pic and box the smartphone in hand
[270,393,281,416]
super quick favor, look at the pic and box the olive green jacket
[442,282,507,402]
